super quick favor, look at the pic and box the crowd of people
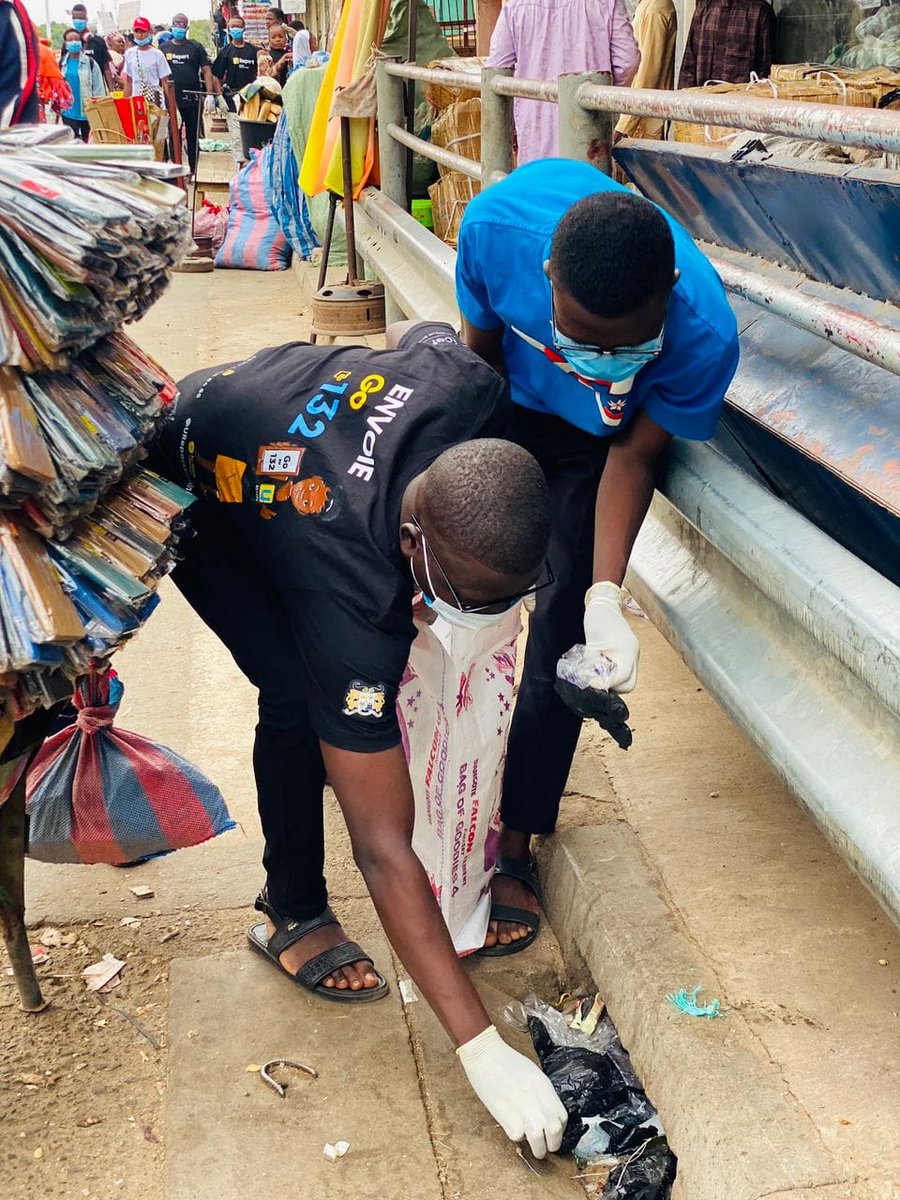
[24,3,321,161]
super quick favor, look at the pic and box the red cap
[133,16,152,33]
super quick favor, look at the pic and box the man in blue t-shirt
[456,159,740,956]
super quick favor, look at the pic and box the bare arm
[202,64,214,92]
[593,408,670,585]
[123,73,133,98]
[321,742,491,1047]
[461,315,507,380]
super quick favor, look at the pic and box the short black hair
[423,440,551,576]
[550,192,675,318]
[268,6,286,17]
[72,3,87,11]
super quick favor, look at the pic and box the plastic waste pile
[504,995,677,1198]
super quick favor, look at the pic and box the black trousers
[501,406,610,835]
[62,117,90,141]
[171,508,328,921]
[177,99,202,172]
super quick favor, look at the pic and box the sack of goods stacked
[427,97,482,247]
[0,127,194,724]
[424,57,489,111]
[672,67,885,146]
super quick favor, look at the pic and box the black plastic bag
[528,1014,632,1152]
[602,1137,677,1199]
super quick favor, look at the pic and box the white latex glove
[456,1025,568,1158]
[584,581,640,693]
[203,94,216,113]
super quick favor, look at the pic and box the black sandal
[479,855,542,957]
[247,891,389,1004]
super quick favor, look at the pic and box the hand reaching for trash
[456,1025,567,1158]
[552,583,640,749]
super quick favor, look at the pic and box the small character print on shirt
[342,681,386,719]
[290,475,337,518]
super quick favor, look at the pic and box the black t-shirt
[84,33,110,75]
[155,326,509,752]
[211,41,258,93]
[161,39,209,99]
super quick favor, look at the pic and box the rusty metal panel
[615,141,900,303]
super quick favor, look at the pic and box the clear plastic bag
[555,646,633,750]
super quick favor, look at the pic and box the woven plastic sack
[397,606,520,955]
[215,147,291,271]
[26,669,235,864]
[193,198,229,250]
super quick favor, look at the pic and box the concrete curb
[537,826,844,1200]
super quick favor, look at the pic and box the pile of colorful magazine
[0,130,194,724]
[0,127,192,371]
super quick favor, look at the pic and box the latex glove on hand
[583,581,640,693]
[203,94,217,113]
[457,1025,568,1158]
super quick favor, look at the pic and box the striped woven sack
[215,146,291,271]
[26,668,235,865]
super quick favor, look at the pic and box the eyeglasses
[411,515,554,613]
[550,290,668,361]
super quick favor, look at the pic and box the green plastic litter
[666,984,724,1018]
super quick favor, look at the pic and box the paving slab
[400,935,586,1200]
[165,919,441,1200]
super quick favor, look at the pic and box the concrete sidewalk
[540,620,900,1200]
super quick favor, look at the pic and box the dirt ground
[1,910,247,1199]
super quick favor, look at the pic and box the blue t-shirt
[63,54,84,120]
[456,159,740,440]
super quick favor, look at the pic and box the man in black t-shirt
[153,323,567,1157]
[163,13,214,173]
[71,4,112,89]
[211,14,258,110]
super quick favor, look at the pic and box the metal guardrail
[378,60,900,378]
[364,62,900,923]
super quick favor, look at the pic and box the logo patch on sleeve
[342,681,386,719]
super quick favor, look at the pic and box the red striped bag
[26,668,235,865]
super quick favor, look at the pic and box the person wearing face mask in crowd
[162,13,215,174]
[211,15,258,110]
[122,16,171,108]
[70,4,113,90]
[148,320,567,1160]
[456,159,740,956]
[59,26,104,140]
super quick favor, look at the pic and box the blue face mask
[551,300,667,385]
[72,17,87,30]
[65,40,82,53]
[228,26,244,39]
[172,26,188,39]
[134,34,153,45]
[557,344,655,384]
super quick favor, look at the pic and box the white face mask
[410,550,513,631]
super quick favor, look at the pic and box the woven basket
[431,98,481,178]
[428,171,480,246]
[671,82,741,145]
[85,96,126,142]
[424,57,488,111]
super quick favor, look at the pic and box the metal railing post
[481,67,514,185]
[376,57,409,321]
[376,58,408,209]
[557,71,614,173]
